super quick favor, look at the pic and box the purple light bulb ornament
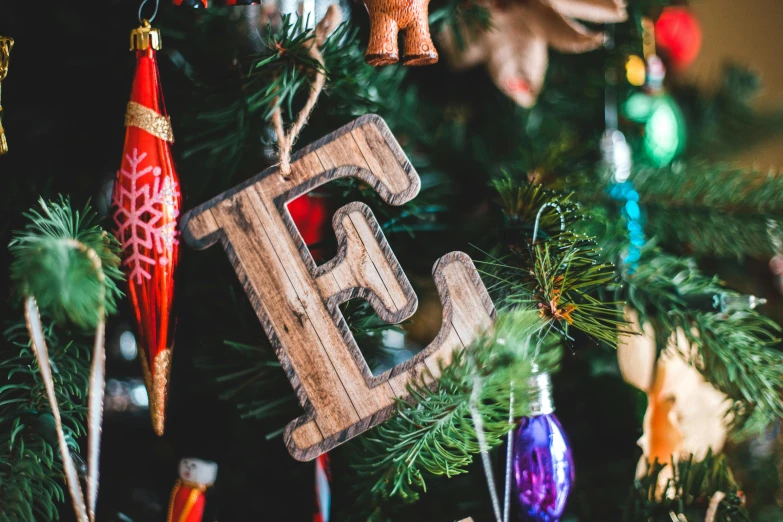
[512,373,574,522]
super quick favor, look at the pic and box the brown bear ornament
[362,0,438,66]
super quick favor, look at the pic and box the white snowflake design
[113,148,180,285]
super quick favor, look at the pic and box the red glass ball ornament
[655,7,702,71]
[287,194,329,260]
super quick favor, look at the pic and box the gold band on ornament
[166,481,180,522]
[0,119,7,156]
[125,101,175,143]
[178,489,202,522]
[139,348,172,436]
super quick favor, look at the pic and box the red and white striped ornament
[314,453,331,522]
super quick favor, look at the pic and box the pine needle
[1,197,121,519]
[246,14,327,121]
[355,309,560,502]
[9,197,123,329]
[623,250,783,427]
[0,321,90,522]
[626,162,783,258]
[491,177,582,239]
[625,451,750,522]
[478,233,626,347]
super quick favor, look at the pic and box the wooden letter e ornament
[181,115,495,461]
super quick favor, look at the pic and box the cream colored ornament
[439,0,627,107]
[618,308,731,488]
[617,307,656,392]
[178,458,218,487]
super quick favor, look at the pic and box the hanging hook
[531,202,565,244]
[138,0,161,24]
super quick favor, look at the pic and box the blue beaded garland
[609,180,646,272]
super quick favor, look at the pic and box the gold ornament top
[0,37,13,81]
[130,20,162,51]
[125,101,175,143]
[0,36,13,155]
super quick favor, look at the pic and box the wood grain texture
[181,115,494,460]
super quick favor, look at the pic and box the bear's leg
[365,13,400,66]
[401,11,438,66]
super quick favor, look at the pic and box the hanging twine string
[469,374,503,522]
[23,239,106,522]
[272,5,341,179]
[502,384,515,522]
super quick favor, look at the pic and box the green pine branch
[327,170,451,237]
[623,249,783,426]
[633,163,783,258]
[485,180,625,346]
[318,24,407,118]
[245,13,329,121]
[577,161,783,259]
[354,309,560,502]
[491,176,582,239]
[9,197,123,329]
[166,10,405,183]
[195,339,294,427]
[0,322,90,522]
[478,233,625,347]
[624,451,750,522]
[0,197,123,520]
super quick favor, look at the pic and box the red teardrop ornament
[112,35,181,436]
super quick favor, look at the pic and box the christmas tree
[1,1,782,521]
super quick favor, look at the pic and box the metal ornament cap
[526,372,555,417]
[130,20,162,51]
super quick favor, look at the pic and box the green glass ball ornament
[623,92,686,167]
